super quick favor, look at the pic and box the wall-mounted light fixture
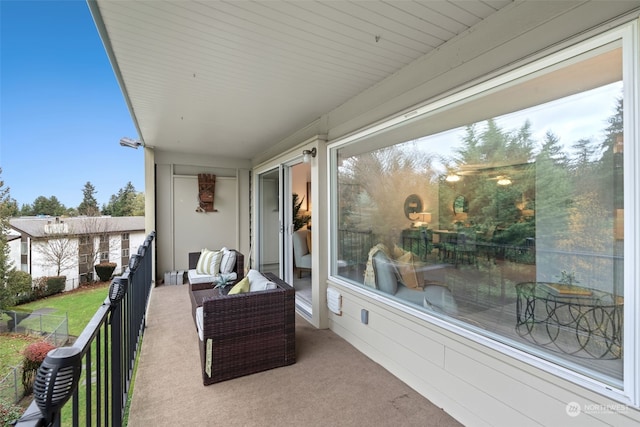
[119,137,144,149]
[302,147,317,163]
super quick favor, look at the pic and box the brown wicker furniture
[188,250,245,325]
[189,272,296,385]
[188,250,245,287]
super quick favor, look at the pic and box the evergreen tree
[78,181,100,216]
[571,138,600,169]
[19,203,33,216]
[0,168,14,305]
[597,97,624,210]
[131,192,146,216]
[507,119,535,164]
[3,198,19,218]
[103,182,141,216]
[535,131,572,242]
[32,195,66,216]
[538,131,568,167]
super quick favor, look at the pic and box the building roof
[9,216,145,238]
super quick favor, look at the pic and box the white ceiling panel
[92,0,514,158]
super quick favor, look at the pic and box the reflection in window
[334,56,624,385]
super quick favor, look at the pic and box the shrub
[46,276,66,295]
[22,341,56,394]
[31,276,66,300]
[0,399,23,427]
[94,262,117,282]
[0,270,33,309]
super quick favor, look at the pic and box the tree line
[338,95,623,256]
[2,181,144,218]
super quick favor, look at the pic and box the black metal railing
[14,231,155,427]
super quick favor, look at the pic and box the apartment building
[8,216,145,291]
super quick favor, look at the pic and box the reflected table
[515,282,623,359]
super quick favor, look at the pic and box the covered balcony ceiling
[90,0,513,159]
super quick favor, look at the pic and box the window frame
[328,21,639,407]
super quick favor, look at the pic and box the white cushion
[196,306,204,341]
[247,269,277,292]
[188,269,216,284]
[220,249,237,274]
[188,270,237,285]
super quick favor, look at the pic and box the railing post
[109,277,126,427]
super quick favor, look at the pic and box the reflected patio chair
[440,232,458,262]
[455,230,478,267]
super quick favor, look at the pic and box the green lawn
[1,283,112,424]
[14,283,110,336]
[0,334,41,376]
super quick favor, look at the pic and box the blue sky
[1,0,143,209]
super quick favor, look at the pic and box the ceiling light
[445,174,460,183]
[497,176,512,186]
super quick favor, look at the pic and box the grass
[2,283,110,374]
[14,282,110,336]
[0,334,42,375]
[1,283,111,420]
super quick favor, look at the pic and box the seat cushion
[189,269,217,284]
[196,306,204,341]
[298,253,312,269]
[188,270,237,285]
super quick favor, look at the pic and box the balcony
[15,232,460,426]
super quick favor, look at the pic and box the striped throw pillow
[209,250,223,275]
[196,249,222,275]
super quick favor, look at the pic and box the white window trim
[328,21,639,407]
[622,18,639,408]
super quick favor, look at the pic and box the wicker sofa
[188,249,245,286]
[189,271,296,385]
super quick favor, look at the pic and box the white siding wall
[30,239,80,291]
[8,237,21,271]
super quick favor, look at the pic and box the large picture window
[331,30,634,392]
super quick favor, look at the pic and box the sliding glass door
[257,167,282,276]
[257,160,313,316]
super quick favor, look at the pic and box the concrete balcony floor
[127,284,462,426]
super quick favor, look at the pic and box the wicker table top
[192,287,222,307]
